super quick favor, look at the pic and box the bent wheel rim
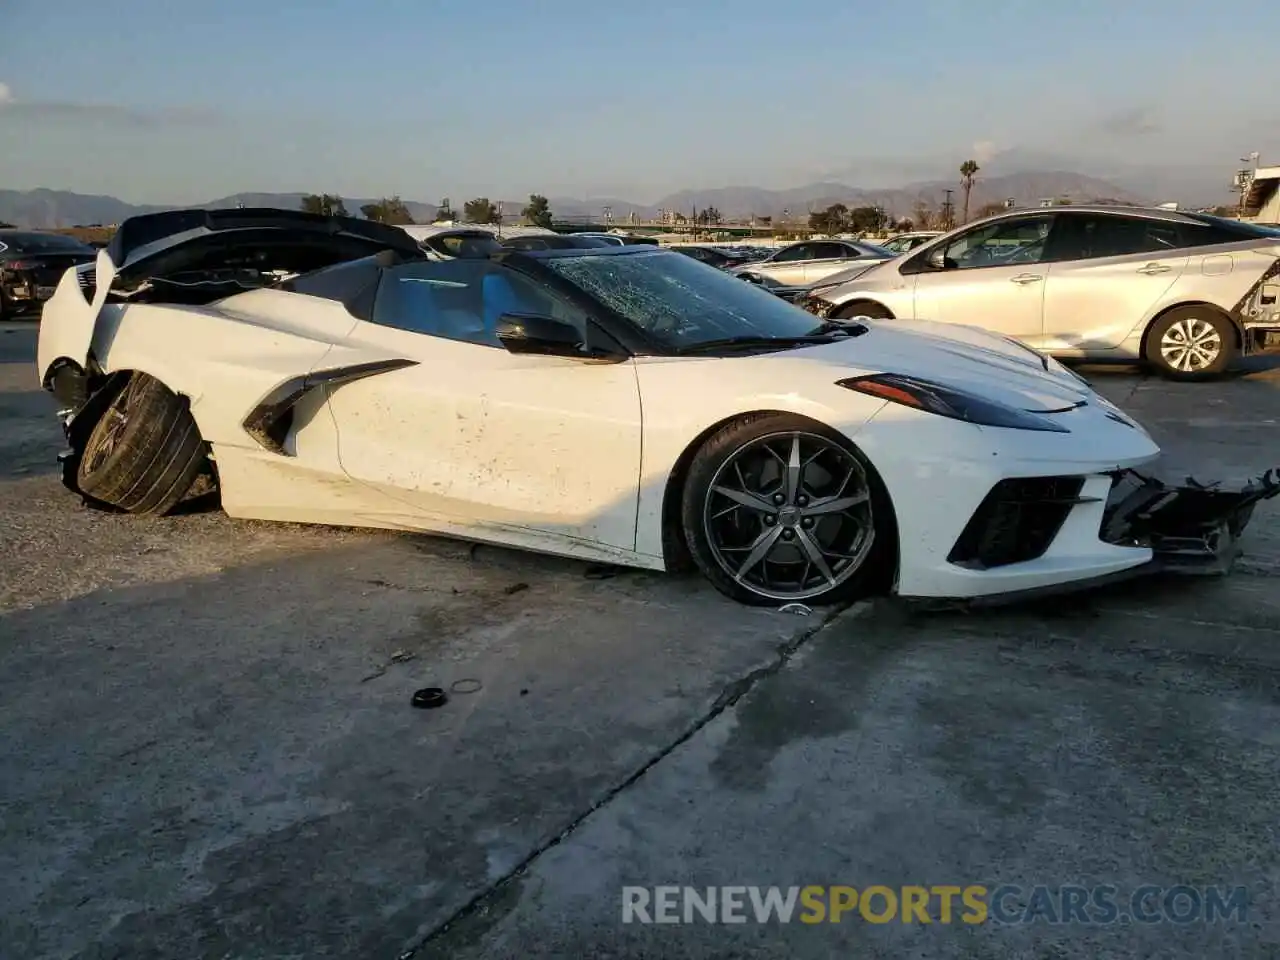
[81,380,141,475]
[703,430,876,602]
[1159,317,1221,372]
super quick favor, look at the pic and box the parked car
[500,235,613,251]
[669,244,754,270]
[36,208,1279,607]
[732,239,896,294]
[802,206,1280,379]
[570,232,660,246]
[876,231,942,255]
[0,230,98,318]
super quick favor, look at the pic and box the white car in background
[733,239,895,296]
[802,206,1280,380]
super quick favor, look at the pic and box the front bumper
[907,466,1280,606]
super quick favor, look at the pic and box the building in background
[1241,165,1280,222]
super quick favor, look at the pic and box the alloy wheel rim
[82,381,139,473]
[703,431,875,601]
[1160,317,1221,372]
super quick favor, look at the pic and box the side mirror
[495,313,585,357]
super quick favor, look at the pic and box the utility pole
[941,190,955,230]
[1237,153,1261,218]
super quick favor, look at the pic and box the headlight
[836,373,1069,433]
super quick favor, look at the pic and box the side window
[942,215,1053,269]
[811,242,850,260]
[372,261,587,348]
[1046,215,1182,262]
[1177,223,1257,247]
[771,244,813,262]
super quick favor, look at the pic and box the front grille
[948,476,1086,568]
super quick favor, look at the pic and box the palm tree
[959,160,980,224]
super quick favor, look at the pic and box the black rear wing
[106,207,421,267]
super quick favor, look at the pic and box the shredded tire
[76,372,207,515]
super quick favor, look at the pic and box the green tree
[300,193,348,217]
[360,195,414,224]
[809,203,849,235]
[463,197,501,224]
[959,160,980,224]
[521,194,554,229]
[847,205,886,233]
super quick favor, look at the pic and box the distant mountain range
[1,171,1155,229]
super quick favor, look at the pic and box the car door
[1038,213,1190,352]
[905,214,1054,339]
[801,242,861,284]
[759,243,819,286]
[322,258,644,552]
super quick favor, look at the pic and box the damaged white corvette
[35,209,1280,606]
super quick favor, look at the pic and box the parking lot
[2,320,1279,958]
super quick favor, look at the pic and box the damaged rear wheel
[76,372,207,515]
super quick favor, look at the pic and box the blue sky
[2,0,1278,204]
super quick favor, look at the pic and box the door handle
[1137,263,1171,275]
[1010,274,1042,284]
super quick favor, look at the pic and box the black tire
[831,300,893,320]
[680,413,896,607]
[1143,306,1236,380]
[76,372,207,515]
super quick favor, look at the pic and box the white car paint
[36,247,1172,602]
[812,207,1280,366]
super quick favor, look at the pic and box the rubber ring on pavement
[411,687,448,709]
[450,679,482,695]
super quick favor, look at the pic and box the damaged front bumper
[936,467,1280,609]
[1100,467,1280,574]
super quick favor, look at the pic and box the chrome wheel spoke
[804,491,869,516]
[784,434,803,505]
[733,526,784,582]
[795,528,836,586]
[711,485,774,514]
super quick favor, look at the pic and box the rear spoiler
[105,207,421,270]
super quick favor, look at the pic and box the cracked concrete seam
[396,599,870,959]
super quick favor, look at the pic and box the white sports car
[35,209,1280,606]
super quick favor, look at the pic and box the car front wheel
[76,372,208,515]
[680,414,894,606]
[1145,307,1236,380]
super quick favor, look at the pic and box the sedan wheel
[1146,307,1234,379]
[681,415,891,606]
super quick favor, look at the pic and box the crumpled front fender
[35,247,118,387]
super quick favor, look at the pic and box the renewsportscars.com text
[621,884,1249,925]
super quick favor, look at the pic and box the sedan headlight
[837,373,1069,433]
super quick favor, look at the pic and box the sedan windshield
[540,249,829,348]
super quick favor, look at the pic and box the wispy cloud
[0,82,222,128]
[1096,106,1161,137]
[970,140,1000,164]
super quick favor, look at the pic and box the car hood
[795,319,1095,413]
